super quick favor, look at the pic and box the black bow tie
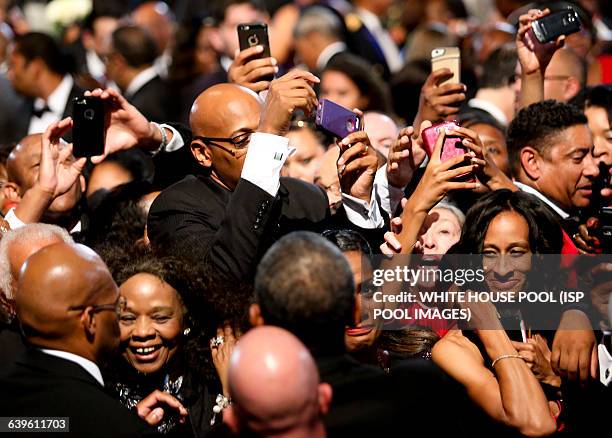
[32,105,51,118]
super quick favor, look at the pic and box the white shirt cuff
[241,132,292,197]
[4,208,26,230]
[159,124,184,153]
[374,164,405,218]
[341,192,384,229]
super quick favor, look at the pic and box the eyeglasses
[544,75,570,81]
[193,132,253,157]
[69,295,127,316]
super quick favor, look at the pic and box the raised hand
[211,325,239,397]
[516,9,564,76]
[38,118,86,199]
[445,126,516,191]
[414,69,466,127]
[229,45,279,93]
[387,126,427,189]
[85,88,161,164]
[337,129,378,204]
[258,70,319,136]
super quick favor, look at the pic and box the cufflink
[274,152,283,161]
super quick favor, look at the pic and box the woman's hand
[406,125,480,216]
[512,335,561,387]
[446,126,516,192]
[211,325,239,397]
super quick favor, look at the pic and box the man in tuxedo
[104,25,175,123]
[147,70,382,280]
[6,32,84,142]
[0,243,156,437]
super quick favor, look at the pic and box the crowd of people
[0,0,611,436]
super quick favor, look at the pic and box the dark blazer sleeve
[148,177,277,280]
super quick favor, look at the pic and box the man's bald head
[189,84,262,190]
[225,326,331,437]
[16,243,119,360]
[544,48,586,102]
[6,134,42,188]
[189,84,261,136]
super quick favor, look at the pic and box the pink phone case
[421,121,475,182]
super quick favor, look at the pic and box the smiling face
[534,125,598,211]
[119,273,184,375]
[585,106,612,167]
[482,210,532,295]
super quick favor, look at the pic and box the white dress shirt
[356,8,402,73]
[514,181,570,219]
[124,66,158,99]
[28,75,74,135]
[39,348,104,386]
[467,98,509,127]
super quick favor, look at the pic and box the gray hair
[433,199,466,227]
[293,6,343,40]
[0,223,73,299]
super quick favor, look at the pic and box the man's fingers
[236,44,265,63]
[338,142,369,167]
[442,164,477,180]
[245,66,278,83]
[279,69,319,84]
[341,156,377,175]
[384,232,402,251]
[591,344,599,379]
[435,83,467,96]
[430,93,466,106]
[426,68,453,86]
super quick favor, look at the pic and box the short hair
[254,231,354,354]
[506,100,587,176]
[570,85,612,121]
[480,44,517,89]
[13,32,73,75]
[293,5,343,40]
[434,200,466,227]
[322,229,372,255]
[0,224,73,299]
[111,25,158,68]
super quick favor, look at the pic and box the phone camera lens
[346,119,355,132]
[84,109,95,120]
[248,35,259,46]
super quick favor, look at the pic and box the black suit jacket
[0,348,156,437]
[12,82,84,143]
[128,75,176,123]
[147,173,329,280]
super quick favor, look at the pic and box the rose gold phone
[431,47,461,85]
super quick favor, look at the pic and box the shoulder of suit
[149,175,206,210]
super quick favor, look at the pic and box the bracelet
[212,394,231,414]
[152,122,167,155]
[491,354,525,368]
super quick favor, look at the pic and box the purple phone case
[315,99,361,139]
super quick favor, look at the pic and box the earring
[183,327,191,336]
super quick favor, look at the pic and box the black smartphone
[531,9,581,44]
[237,23,273,82]
[315,99,361,139]
[72,96,105,158]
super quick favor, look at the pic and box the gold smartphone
[431,47,461,85]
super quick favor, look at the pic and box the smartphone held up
[315,99,362,140]
[237,22,274,82]
[71,96,105,159]
[431,47,461,85]
[422,121,475,182]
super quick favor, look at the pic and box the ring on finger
[210,335,225,348]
